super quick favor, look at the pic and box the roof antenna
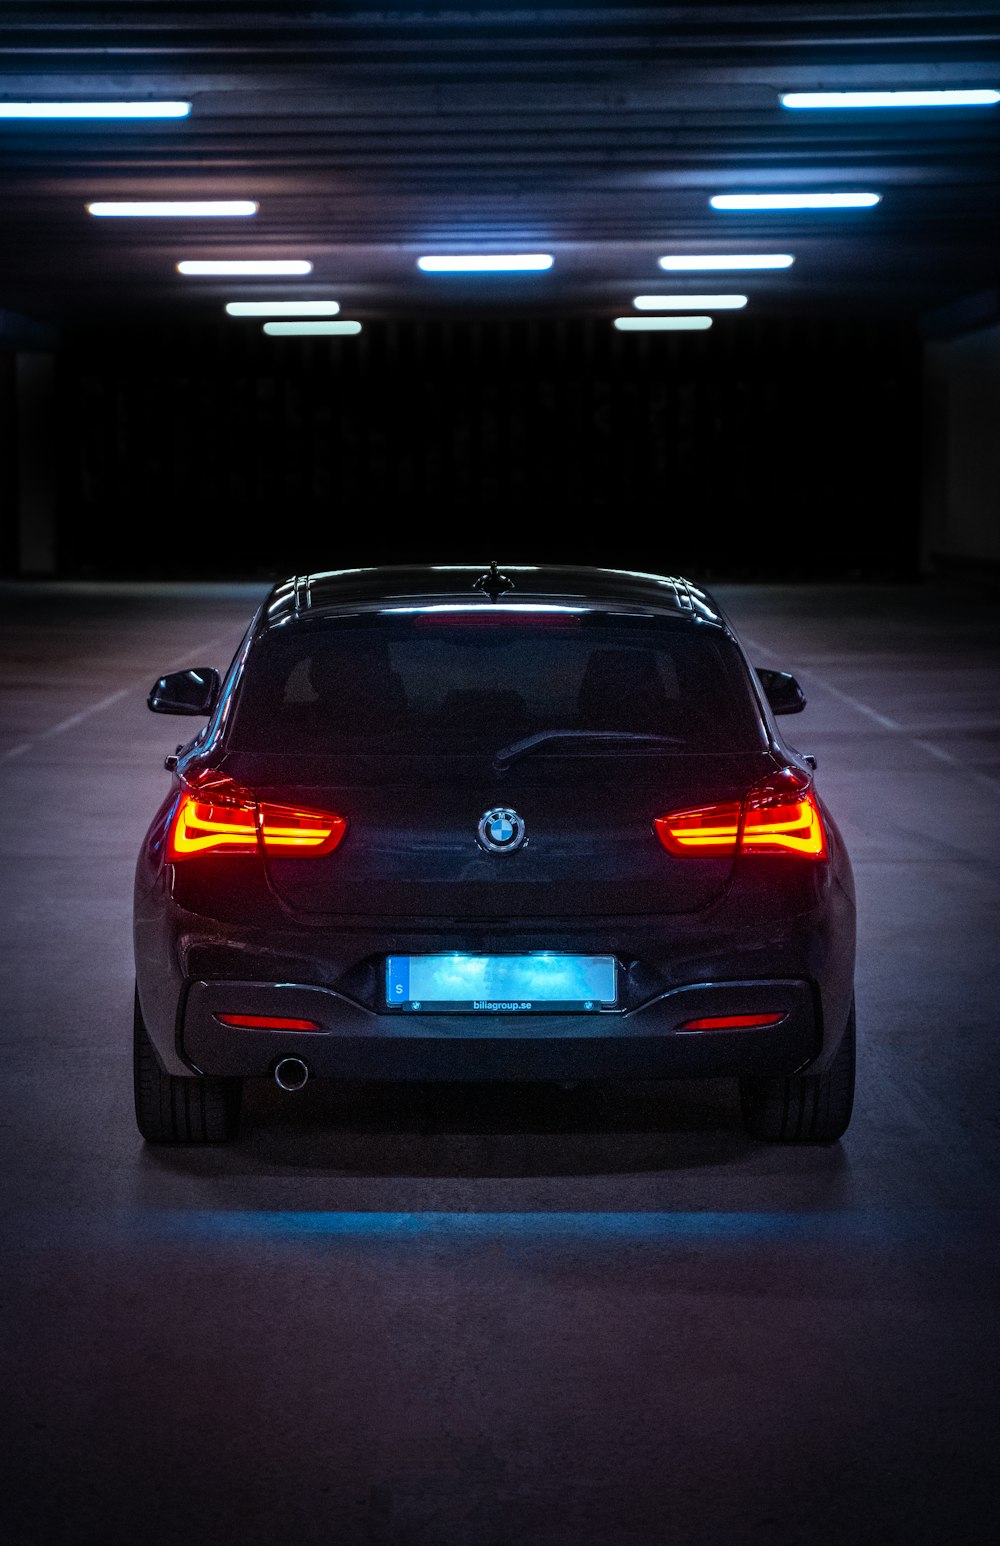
[473,560,515,603]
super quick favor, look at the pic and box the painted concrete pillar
[921,296,1000,579]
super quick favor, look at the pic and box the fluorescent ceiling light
[659,254,794,271]
[614,316,713,332]
[88,200,257,217]
[417,254,554,272]
[178,259,313,276]
[0,101,191,120]
[781,89,1000,110]
[226,300,340,317]
[633,294,747,310]
[711,192,880,210]
[263,320,361,336]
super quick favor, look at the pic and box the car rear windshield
[227,609,764,756]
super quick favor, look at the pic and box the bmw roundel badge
[477,806,527,854]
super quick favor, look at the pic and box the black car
[134,563,856,1144]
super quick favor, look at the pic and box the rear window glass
[228,611,763,755]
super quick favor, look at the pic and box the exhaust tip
[273,1056,310,1092]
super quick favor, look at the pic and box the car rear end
[134,569,855,1138]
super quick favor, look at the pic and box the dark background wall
[921,319,1000,575]
[48,313,922,581]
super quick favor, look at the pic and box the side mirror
[148,666,221,717]
[756,667,807,716]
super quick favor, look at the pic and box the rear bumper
[181,976,819,1081]
[136,833,855,1081]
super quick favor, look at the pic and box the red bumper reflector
[215,1013,321,1032]
[678,1013,787,1031]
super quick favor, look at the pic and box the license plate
[385,954,617,1012]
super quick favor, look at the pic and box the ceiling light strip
[614,316,713,332]
[0,101,191,120]
[633,294,747,310]
[711,193,880,210]
[658,254,794,271]
[178,260,312,276]
[417,255,553,272]
[88,200,257,217]
[226,300,339,317]
[263,321,361,336]
[781,89,999,110]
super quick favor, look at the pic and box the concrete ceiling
[1,1,999,330]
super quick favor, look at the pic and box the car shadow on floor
[138,1076,850,1179]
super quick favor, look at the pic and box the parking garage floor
[1,579,998,1546]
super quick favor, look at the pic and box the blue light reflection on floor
[163,1210,898,1242]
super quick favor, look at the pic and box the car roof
[259,564,724,630]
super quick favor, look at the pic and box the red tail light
[168,770,346,861]
[742,768,827,857]
[412,610,582,629]
[654,801,741,856]
[655,767,826,860]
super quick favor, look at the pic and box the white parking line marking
[741,632,1000,788]
[0,742,32,766]
[162,638,223,671]
[911,736,1000,789]
[0,636,224,767]
[913,739,957,764]
[742,635,903,730]
[802,676,902,731]
[38,689,130,739]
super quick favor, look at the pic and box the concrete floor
[0,579,998,1546]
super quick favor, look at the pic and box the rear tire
[133,986,242,1143]
[739,997,855,1142]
